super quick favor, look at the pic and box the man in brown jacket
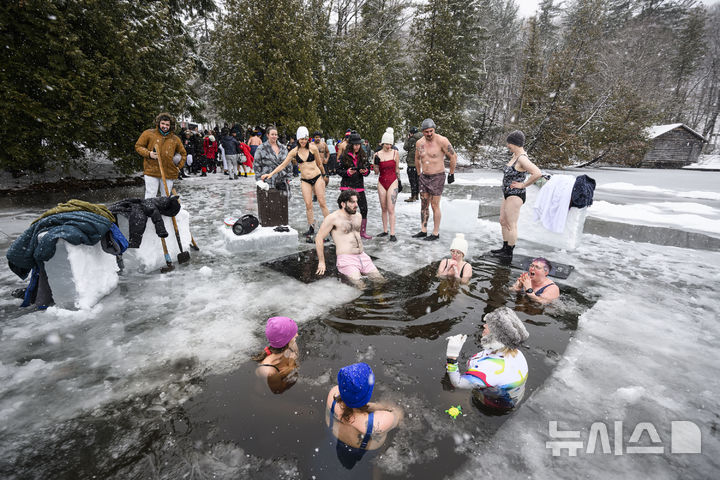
[135,113,186,198]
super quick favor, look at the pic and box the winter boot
[497,244,514,259]
[405,195,418,202]
[360,219,372,240]
[490,241,508,255]
[303,224,315,237]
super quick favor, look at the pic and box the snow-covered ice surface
[0,167,718,478]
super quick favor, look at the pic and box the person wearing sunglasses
[512,257,559,302]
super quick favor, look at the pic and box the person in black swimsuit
[512,257,560,303]
[261,126,329,237]
[491,130,542,259]
[437,233,472,283]
[253,317,300,394]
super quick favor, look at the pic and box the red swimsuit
[377,155,398,190]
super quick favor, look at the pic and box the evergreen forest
[1,0,718,172]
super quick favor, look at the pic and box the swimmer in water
[512,257,559,303]
[437,233,472,283]
[326,362,403,469]
[253,316,300,394]
[445,307,529,410]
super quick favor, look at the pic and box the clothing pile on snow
[570,174,596,208]
[108,196,181,248]
[6,201,129,308]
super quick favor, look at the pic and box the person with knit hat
[437,233,472,283]
[261,126,329,238]
[326,363,403,469]
[444,307,530,410]
[512,257,559,303]
[373,128,400,241]
[337,132,373,239]
[490,130,543,259]
[412,118,458,241]
[135,112,187,198]
[254,317,300,393]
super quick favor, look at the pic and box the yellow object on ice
[445,405,462,419]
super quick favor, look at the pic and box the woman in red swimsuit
[373,128,400,241]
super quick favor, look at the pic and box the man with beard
[412,118,457,241]
[511,257,559,303]
[315,190,383,287]
[444,307,529,410]
[135,112,186,198]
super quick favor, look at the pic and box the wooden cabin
[641,124,705,168]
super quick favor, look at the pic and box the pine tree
[408,0,484,145]
[209,0,319,135]
[0,0,198,173]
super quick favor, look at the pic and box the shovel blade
[160,264,175,273]
[177,251,191,264]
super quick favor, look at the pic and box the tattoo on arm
[447,145,455,156]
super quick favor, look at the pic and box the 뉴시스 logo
[546,420,701,456]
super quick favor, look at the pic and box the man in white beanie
[444,307,529,410]
[437,233,472,283]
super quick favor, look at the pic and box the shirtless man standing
[313,131,331,184]
[412,118,457,241]
[316,190,384,286]
[335,129,352,165]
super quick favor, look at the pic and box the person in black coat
[337,133,373,239]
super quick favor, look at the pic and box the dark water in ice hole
[3,255,595,480]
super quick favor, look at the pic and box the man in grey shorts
[412,118,457,241]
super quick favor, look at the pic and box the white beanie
[450,233,468,256]
[208,135,215,142]
[296,126,309,140]
[381,127,394,145]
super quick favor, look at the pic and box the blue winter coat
[6,211,114,279]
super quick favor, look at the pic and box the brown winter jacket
[135,128,187,180]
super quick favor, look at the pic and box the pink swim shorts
[336,252,378,277]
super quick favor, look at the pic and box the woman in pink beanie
[253,317,300,393]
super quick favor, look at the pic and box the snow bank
[221,224,298,253]
[518,185,588,250]
[44,239,119,309]
[116,208,193,272]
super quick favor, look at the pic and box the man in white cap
[412,118,457,241]
[444,307,529,410]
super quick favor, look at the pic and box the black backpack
[232,214,259,235]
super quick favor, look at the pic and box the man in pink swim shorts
[315,190,384,287]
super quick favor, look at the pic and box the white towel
[533,175,576,233]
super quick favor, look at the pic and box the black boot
[498,244,514,258]
[490,241,508,255]
[303,224,314,236]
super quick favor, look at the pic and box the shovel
[171,187,200,251]
[155,144,190,264]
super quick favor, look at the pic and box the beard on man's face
[343,204,357,215]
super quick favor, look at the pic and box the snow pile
[518,185,588,250]
[116,208,194,272]
[683,154,720,170]
[44,239,119,309]
[440,198,481,232]
[220,224,298,253]
[589,200,720,236]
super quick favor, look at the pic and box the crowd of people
[135,112,563,470]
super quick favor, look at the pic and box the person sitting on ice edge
[445,307,529,410]
[315,190,384,288]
